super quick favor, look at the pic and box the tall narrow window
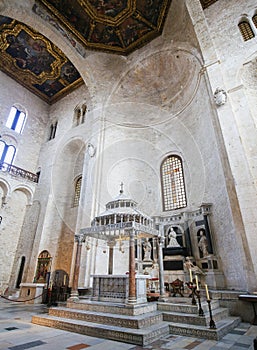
[73,103,87,127]
[73,176,82,207]
[0,140,16,165]
[48,121,57,141]
[238,21,255,41]
[6,106,26,134]
[161,155,187,211]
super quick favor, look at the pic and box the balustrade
[0,162,38,183]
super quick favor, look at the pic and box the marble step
[66,300,157,316]
[162,307,229,326]
[49,307,163,329]
[157,299,220,314]
[32,314,170,346]
[168,316,241,340]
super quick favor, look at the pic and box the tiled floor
[0,298,256,350]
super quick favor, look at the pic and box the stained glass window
[161,155,187,211]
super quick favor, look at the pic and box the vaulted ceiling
[0,0,218,104]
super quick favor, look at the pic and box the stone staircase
[31,297,241,346]
[157,298,241,340]
[32,300,169,346]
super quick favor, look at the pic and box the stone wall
[0,0,257,298]
[0,71,48,293]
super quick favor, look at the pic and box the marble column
[158,226,167,302]
[69,234,84,301]
[127,229,137,304]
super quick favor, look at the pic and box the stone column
[158,226,167,302]
[69,234,84,301]
[127,229,137,304]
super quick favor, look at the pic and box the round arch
[12,185,34,205]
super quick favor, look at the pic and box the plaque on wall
[163,260,184,270]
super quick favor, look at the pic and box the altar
[91,274,148,304]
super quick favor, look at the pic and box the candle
[195,275,199,290]
[205,284,210,300]
[189,268,193,282]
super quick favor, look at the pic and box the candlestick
[207,299,216,329]
[196,289,205,316]
[195,275,199,290]
[189,268,193,282]
[205,284,210,300]
[191,284,197,305]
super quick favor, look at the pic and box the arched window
[161,155,187,211]
[73,103,87,127]
[6,106,26,134]
[0,140,16,165]
[73,176,82,207]
[238,20,255,41]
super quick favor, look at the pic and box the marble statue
[143,239,152,261]
[184,256,205,275]
[198,230,209,257]
[167,227,180,248]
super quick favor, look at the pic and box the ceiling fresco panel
[0,15,83,104]
[0,1,218,103]
[36,0,172,55]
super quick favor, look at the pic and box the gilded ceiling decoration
[0,15,83,104]
[35,0,172,55]
[0,1,218,104]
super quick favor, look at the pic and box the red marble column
[128,229,137,304]
[69,234,84,301]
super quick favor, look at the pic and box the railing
[0,162,38,183]
[80,221,159,238]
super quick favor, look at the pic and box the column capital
[75,233,85,244]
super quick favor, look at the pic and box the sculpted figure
[198,230,209,257]
[167,227,180,248]
[143,239,152,261]
[184,256,205,275]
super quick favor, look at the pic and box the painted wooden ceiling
[0,0,218,104]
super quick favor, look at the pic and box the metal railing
[0,162,38,183]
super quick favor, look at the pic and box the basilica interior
[1,0,257,345]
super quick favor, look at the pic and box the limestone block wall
[24,84,98,286]
[197,0,257,289]
[0,72,48,293]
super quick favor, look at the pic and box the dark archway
[16,256,25,288]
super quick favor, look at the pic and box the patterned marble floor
[0,298,256,350]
